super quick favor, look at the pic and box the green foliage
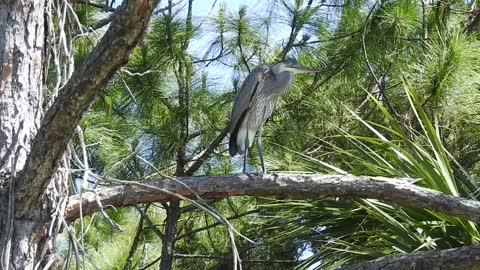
[63,0,480,269]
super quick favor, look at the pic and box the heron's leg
[256,129,266,174]
[243,137,250,173]
[256,139,265,174]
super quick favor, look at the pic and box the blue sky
[184,0,293,89]
[111,0,321,266]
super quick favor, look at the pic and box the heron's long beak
[288,64,319,74]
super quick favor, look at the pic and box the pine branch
[71,0,117,12]
[175,209,259,240]
[135,205,164,240]
[185,125,229,176]
[66,173,480,224]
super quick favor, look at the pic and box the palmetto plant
[260,83,480,269]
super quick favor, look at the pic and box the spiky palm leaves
[63,0,480,269]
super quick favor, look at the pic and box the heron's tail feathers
[229,109,256,157]
[230,126,255,157]
[229,132,238,157]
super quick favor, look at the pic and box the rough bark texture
[0,0,44,179]
[343,244,480,270]
[0,1,45,269]
[16,0,160,215]
[0,0,159,269]
[159,200,181,270]
[66,174,480,223]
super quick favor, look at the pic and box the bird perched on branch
[228,58,319,173]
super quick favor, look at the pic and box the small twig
[75,126,90,268]
[355,75,386,113]
[138,255,162,270]
[61,217,100,270]
[72,15,113,39]
[81,212,97,238]
[120,68,160,77]
[104,148,140,176]
[135,205,165,240]
[71,0,116,12]
[118,72,138,104]
[175,209,259,240]
[421,0,428,40]
[91,188,123,231]
[153,1,182,15]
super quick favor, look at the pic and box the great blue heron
[228,58,318,173]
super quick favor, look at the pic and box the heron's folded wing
[229,65,270,134]
[228,65,270,156]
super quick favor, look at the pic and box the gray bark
[343,244,480,270]
[66,174,480,223]
[16,0,160,216]
[0,1,45,269]
[0,0,44,179]
[159,200,181,270]
[0,0,160,269]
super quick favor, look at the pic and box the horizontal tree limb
[65,173,480,223]
[343,244,480,270]
[174,253,297,264]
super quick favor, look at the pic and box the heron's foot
[244,172,255,181]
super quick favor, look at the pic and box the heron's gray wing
[229,65,271,156]
[229,65,270,133]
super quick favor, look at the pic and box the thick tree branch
[16,0,160,215]
[343,244,480,270]
[174,253,296,264]
[65,174,480,223]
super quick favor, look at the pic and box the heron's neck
[274,71,294,94]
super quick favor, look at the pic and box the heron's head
[271,58,319,75]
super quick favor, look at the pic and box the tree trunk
[0,0,44,178]
[0,0,159,268]
[159,200,181,270]
[0,1,49,269]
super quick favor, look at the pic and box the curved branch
[16,0,160,214]
[65,174,480,223]
[343,244,480,270]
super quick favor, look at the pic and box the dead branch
[66,173,480,224]
[343,244,480,270]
